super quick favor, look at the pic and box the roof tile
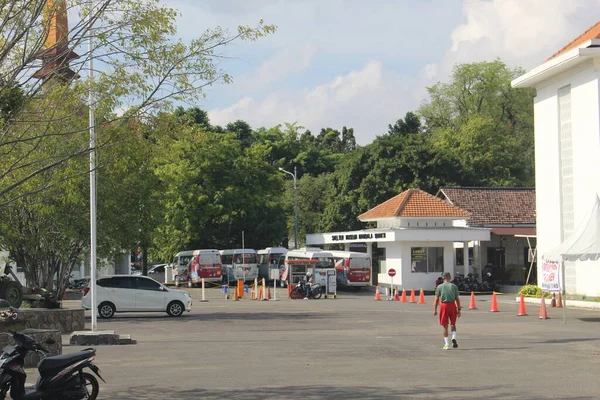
[438,187,535,226]
[546,20,600,61]
[358,188,471,220]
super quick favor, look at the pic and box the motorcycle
[290,282,323,299]
[0,331,104,400]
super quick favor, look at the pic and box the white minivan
[82,275,192,318]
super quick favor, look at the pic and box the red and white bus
[173,249,222,287]
[328,250,371,288]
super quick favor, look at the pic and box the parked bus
[173,250,222,287]
[328,250,371,288]
[219,249,258,283]
[280,248,335,287]
[257,247,288,281]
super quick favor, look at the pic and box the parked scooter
[0,331,104,399]
[290,282,323,299]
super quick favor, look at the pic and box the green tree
[152,126,286,261]
[419,60,535,186]
[0,0,275,205]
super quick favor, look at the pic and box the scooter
[290,282,323,299]
[0,330,104,399]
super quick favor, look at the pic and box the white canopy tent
[542,193,600,323]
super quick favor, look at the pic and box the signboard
[540,260,561,292]
[326,269,337,295]
[388,268,396,277]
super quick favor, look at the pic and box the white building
[306,188,490,290]
[512,21,600,296]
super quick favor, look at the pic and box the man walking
[433,272,462,350]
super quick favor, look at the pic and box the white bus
[257,247,288,281]
[219,249,258,283]
[172,250,223,287]
[328,250,371,288]
[280,248,335,287]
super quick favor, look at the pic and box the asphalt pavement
[43,288,600,398]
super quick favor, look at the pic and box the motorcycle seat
[37,349,95,374]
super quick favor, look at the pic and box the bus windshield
[233,253,257,264]
[315,256,334,269]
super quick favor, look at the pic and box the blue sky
[163,0,600,144]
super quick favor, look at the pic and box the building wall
[534,58,600,296]
[377,241,455,290]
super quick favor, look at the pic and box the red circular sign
[388,268,396,277]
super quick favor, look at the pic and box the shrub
[519,285,541,296]
[518,285,553,298]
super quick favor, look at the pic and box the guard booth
[281,260,337,298]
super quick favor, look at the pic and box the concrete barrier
[17,308,85,334]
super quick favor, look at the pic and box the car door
[134,276,167,311]
[102,277,136,311]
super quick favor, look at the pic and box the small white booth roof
[306,189,490,290]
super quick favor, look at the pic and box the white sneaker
[442,344,451,350]
[303,297,308,300]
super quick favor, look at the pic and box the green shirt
[435,281,459,303]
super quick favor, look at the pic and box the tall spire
[33,0,80,82]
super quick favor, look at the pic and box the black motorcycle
[0,330,104,399]
[290,282,323,299]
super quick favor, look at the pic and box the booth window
[411,247,443,273]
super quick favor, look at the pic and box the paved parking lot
[54,288,600,399]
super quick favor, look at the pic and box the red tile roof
[437,187,535,226]
[358,188,471,221]
[546,20,600,61]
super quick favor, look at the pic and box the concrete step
[69,330,135,346]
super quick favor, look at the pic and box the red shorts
[439,302,457,326]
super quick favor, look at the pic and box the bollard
[200,278,208,302]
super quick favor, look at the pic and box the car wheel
[98,302,115,319]
[167,301,184,317]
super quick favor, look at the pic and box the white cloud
[250,42,317,87]
[203,0,600,145]
[209,61,416,144]
[424,0,600,82]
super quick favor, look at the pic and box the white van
[219,249,258,283]
[328,250,371,288]
[257,247,288,281]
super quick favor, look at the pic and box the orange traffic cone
[409,288,416,303]
[550,293,556,307]
[393,288,400,301]
[469,291,477,310]
[374,286,382,301]
[490,291,499,312]
[233,288,239,301]
[418,289,426,304]
[539,296,549,319]
[557,292,563,308]
[400,288,407,303]
[517,294,527,316]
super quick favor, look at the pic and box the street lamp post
[279,167,298,249]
